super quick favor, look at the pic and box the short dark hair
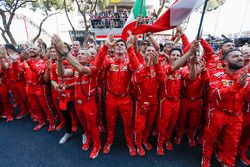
[223,48,241,60]
[5,44,19,53]
[116,39,127,48]
[169,47,183,55]
[140,40,150,45]
[220,39,234,48]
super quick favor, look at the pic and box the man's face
[77,50,89,64]
[88,48,97,60]
[169,50,181,64]
[225,51,244,70]
[115,41,126,56]
[242,48,250,65]
[164,41,174,53]
[144,46,155,61]
[72,41,80,53]
[28,45,40,57]
[140,41,150,52]
[88,43,96,50]
[222,42,235,53]
[49,48,57,60]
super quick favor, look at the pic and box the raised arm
[200,38,215,61]
[65,52,91,75]
[171,41,199,72]
[126,34,141,71]
[147,33,160,52]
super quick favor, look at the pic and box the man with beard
[94,34,139,156]
[197,38,235,145]
[20,45,55,131]
[202,49,247,167]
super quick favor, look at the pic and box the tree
[0,0,36,44]
[31,0,74,43]
[63,0,76,38]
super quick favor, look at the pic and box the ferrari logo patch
[221,79,234,86]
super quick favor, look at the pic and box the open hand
[238,66,248,86]
[20,50,30,61]
[51,34,68,55]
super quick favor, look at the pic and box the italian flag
[121,0,146,41]
[132,0,205,35]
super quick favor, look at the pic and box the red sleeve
[94,45,109,69]
[127,46,141,71]
[155,63,166,82]
[12,62,19,76]
[181,34,190,49]
[201,70,210,87]
[200,38,215,62]
[89,66,98,77]
[163,64,173,75]
[137,51,144,64]
[50,63,58,82]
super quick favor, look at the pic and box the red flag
[132,0,204,35]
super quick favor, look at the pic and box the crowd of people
[90,9,155,29]
[90,9,129,29]
[0,26,249,167]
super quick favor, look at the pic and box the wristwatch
[61,51,69,57]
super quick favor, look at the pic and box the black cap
[169,47,183,55]
[223,48,241,60]
[116,39,127,48]
[220,39,234,48]
[5,44,19,53]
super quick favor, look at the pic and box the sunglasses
[143,43,150,46]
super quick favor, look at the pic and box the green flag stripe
[132,0,147,18]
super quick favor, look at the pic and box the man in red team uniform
[157,42,199,156]
[132,45,165,156]
[53,35,101,159]
[95,34,139,156]
[20,46,55,131]
[47,47,65,131]
[5,44,29,120]
[202,49,247,167]
[175,58,210,147]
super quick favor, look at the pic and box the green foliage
[97,0,109,11]
[30,0,73,15]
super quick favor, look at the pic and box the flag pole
[196,0,209,40]
[136,0,144,27]
[139,0,144,16]
[139,0,146,39]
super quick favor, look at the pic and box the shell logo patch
[150,70,156,77]
[110,64,119,71]
[221,79,234,86]
[121,66,128,71]
[74,71,79,77]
